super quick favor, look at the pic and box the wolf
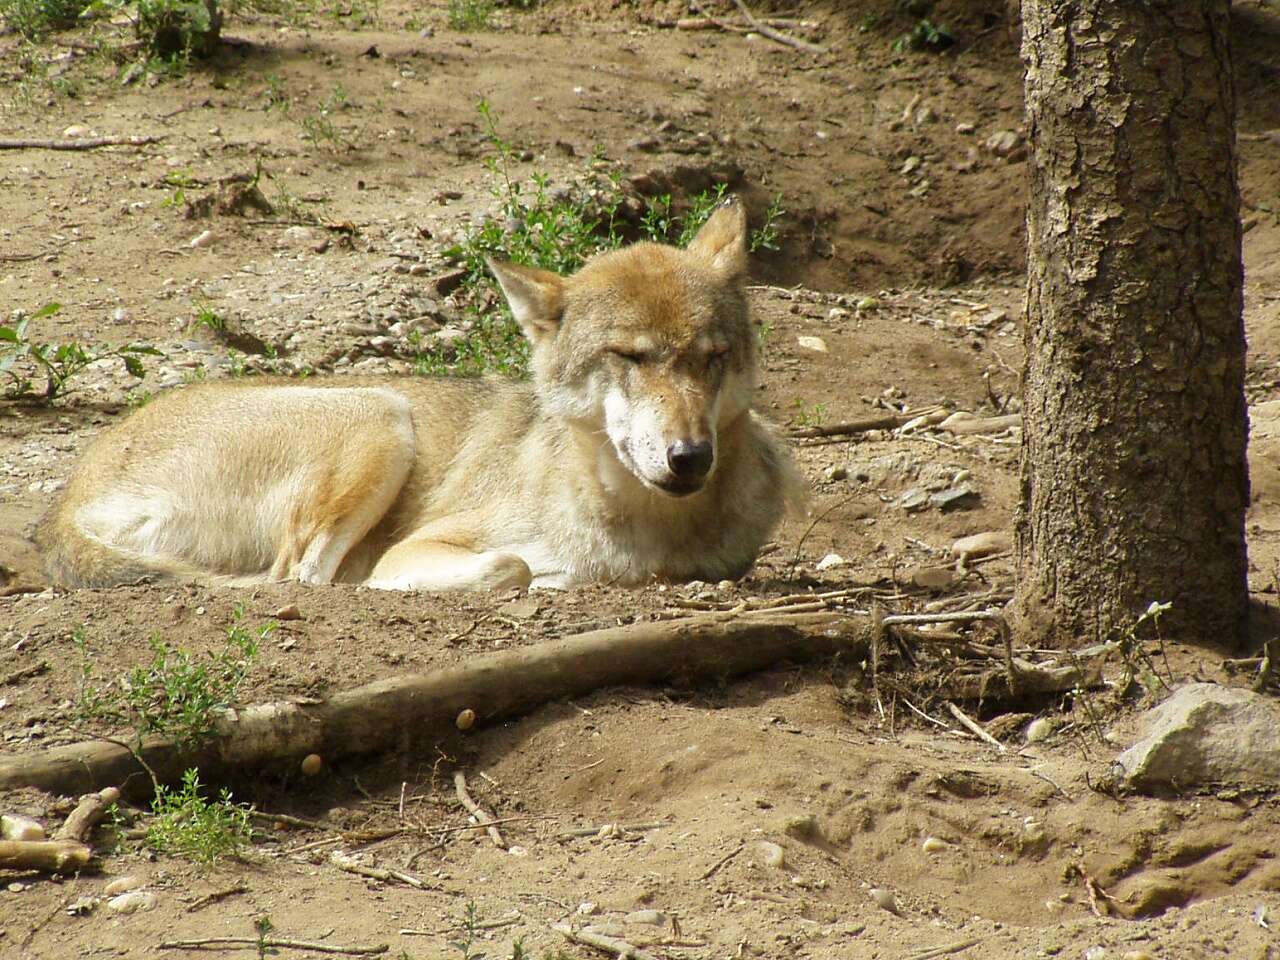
[39,200,805,592]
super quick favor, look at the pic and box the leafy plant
[1,303,161,400]
[893,18,955,53]
[298,85,352,150]
[74,607,270,744]
[791,399,828,428]
[447,0,491,30]
[133,0,222,60]
[190,297,228,333]
[146,767,252,864]
[162,168,199,209]
[0,0,89,39]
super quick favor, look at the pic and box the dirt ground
[4,1,1280,957]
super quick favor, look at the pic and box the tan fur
[39,201,807,592]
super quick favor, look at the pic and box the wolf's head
[488,200,758,498]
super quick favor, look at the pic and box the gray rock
[1115,683,1280,791]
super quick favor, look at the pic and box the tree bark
[1014,1,1249,646]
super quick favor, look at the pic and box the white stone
[1116,683,1280,790]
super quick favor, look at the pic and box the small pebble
[508,845,529,857]
[1025,718,1055,743]
[758,840,785,869]
[869,887,900,915]
[797,335,828,353]
[1,813,45,841]
[577,901,599,915]
[300,753,323,776]
[63,124,91,138]
[921,836,949,854]
[624,909,667,926]
[274,603,302,621]
[107,890,157,914]
[103,876,143,896]
[815,553,845,571]
[455,708,476,731]
[189,230,215,249]
[824,465,848,482]
[951,531,1011,559]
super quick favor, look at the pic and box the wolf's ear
[486,258,565,340]
[686,198,748,279]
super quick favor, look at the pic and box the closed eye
[610,348,647,364]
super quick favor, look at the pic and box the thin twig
[945,702,1005,753]
[788,413,910,439]
[729,0,826,53]
[454,771,506,849]
[0,135,164,150]
[903,938,983,960]
[553,923,662,960]
[698,841,745,880]
[330,852,432,890]
[158,935,387,955]
[558,820,668,839]
[185,883,249,913]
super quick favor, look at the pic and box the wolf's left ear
[686,197,748,279]
[486,258,565,340]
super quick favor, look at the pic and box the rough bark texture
[1014,1,1249,647]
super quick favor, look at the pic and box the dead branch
[0,785,119,872]
[698,841,744,880]
[558,820,669,839]
[788,413,912,439]
[330,852,432,890]
[940,657,1104,701]
[728,0,826,53]
[158,935,387,955]
[56,786,120,841]
[904,938,983,960]
[0,610,866,796]
[553,923,662,960]
[0,135,163,151]
[0,839,91,871]
[945,702,1005,752]
[453,771,506,849]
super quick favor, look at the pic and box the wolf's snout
[667,439,714,483]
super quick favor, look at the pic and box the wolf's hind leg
[367,540,532,592]
[268,390,417,584]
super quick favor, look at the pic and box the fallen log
[0,610,868,796]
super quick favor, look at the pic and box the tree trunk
[1014,1,1249,647]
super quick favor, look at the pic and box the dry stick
[158,935,387,955]
[728,0,826,53]
[454,771,506,849]
[0,785,120,872]
[0,610,867,796]
[0,135,164,150]
[788,413,912,439]
[699,841,745,880]
[903,938,983,960]
[553,923,662,960]
[330,851,432,890]
[558,820,669,839]
[944,702,1005,753]
[185,882,249,913]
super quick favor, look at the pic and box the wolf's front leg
[366,539,532,592]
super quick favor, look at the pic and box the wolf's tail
[36,507,182,588]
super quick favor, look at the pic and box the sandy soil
[4,1,1280,957]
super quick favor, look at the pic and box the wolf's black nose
[667,439,713,481]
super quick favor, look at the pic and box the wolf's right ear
[486,258,565,341]
[686,198,748,279]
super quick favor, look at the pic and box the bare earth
[4,2,1280,957]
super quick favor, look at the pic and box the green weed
[73,606,269,744]
[147,767,252,864]
[162,168,199,209]
[189,297,228,333]
[791,399,828,428]
[893,18,955,53]
[0,0,88,39]
[298,85,352,150]
[1,303,160,400]
[447,0,491,31]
